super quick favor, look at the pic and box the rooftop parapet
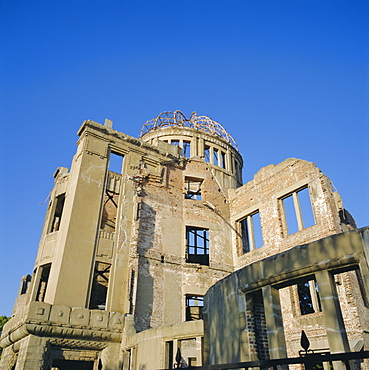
[140,110,238,149]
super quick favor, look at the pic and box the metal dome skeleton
[140,110,238,149]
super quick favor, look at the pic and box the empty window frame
[204,146,210,163]
[100,189,119,232]
[220,152,226,169]
[36,264,51,302]
[238,211,263,253]
[183,141,191,157]
[171,139,180,146]
[235,160,242,182]
[186,227,209,265]
[186,295,204,321]
[165,341,174,369]
[184,177,202,200]
[20,274,31,295]
[281,186,315,235]
[297,278,321,315]
[108,152,124,174]
[89,262,111,309]
[49,193,65,233]
[213,149,219,166]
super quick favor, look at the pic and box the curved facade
[141,124,243,190]
[0,113,365,370]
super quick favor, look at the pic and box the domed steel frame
[140,110,238,149]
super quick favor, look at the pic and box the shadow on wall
[135,202,156,332]
[204,229,369,364]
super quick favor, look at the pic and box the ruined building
[0,111,368,370]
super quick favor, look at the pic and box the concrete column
[209,146,214,164]
[198,138,204,158]
[15,335,48,369]
[192,136,198,157]
[225,149,231,172]
[315,270,352,370]
[173,339,179,367]
[240,295,253,361]
[196,336,202,365]
[262,285,287,360]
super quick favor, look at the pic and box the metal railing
[165,350,369,370]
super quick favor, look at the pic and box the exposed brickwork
[1,118,366,370]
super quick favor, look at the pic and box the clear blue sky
[1,0,368,316]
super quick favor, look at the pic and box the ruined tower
[1,111,366,370]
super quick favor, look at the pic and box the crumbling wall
[229,158,355,270]
[131,158,234,332]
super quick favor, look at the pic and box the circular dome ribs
[139,110,238,149]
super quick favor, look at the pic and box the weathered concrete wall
[203,228,369,364]
[1,117,365,370]
[130,157,234,332]
[123,317,204,370]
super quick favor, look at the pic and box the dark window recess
[108,152,124,174]
[51,360,94,370]
[184,178,202,200]
[183,141,191,157]
[49,193,65,233]
[129,269,135,314]
[186,227,209,265]
[235,160,242,181]
[221,152,226,169]
[20,274,31,295]
[89,262,111,310]
[297,278,322,315]
[239,211,263,254]
[166,341,174,369]
[36,264,51,302]
[186,294,204,321]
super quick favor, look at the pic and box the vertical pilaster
[315,270,352,370]
[209,146,214,165]
[192,136,198,157]
[196,336,202,365]
[15,335,48,370]
[262,285,287,360]
[198,137,204,158]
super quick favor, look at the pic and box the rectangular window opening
[186,227,209,265]
[100,189,119,232]
[186,295,204,321]
[20,274,31,295]
[235,160,242,182]
[89,261,111,310]
[36,264,51,302]
[238,211,263,254]
[49,193,65,233]
[221,152,226,169]
[109,152,124,174]
[213,149,219,166]
[185,177,202,200]
[281,186,315,235]
[183,141,191,157]
[297,278,321,315]
[204,146,210,163]
[171,139,180,146]
[165,341,174,369]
